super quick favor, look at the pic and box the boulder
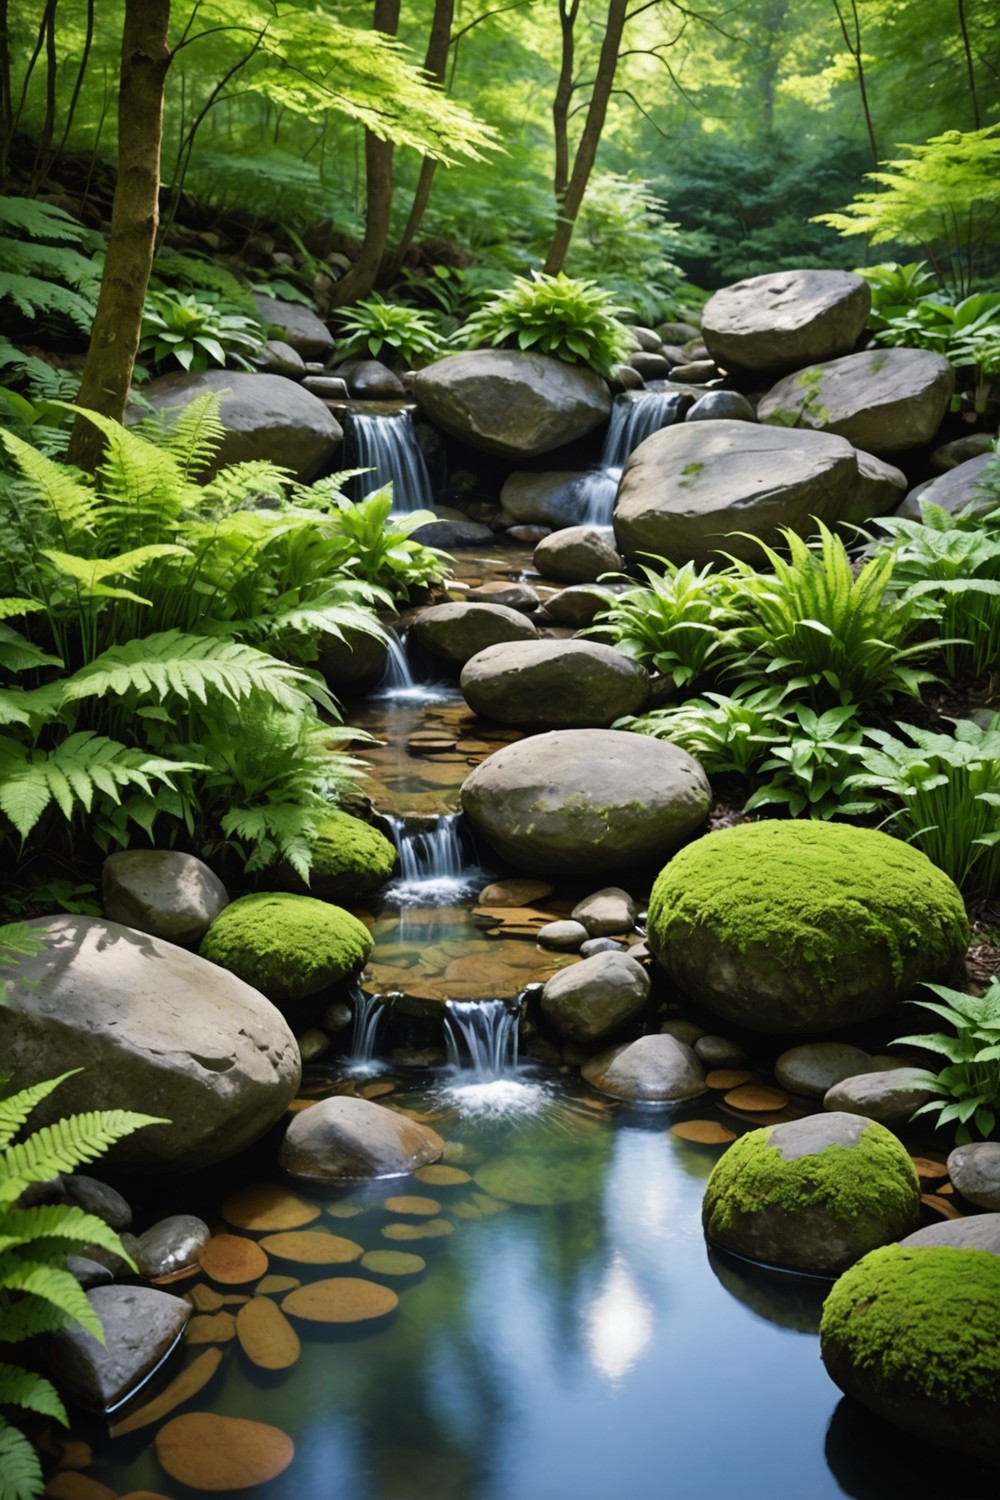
[101,849,228,946]
[536,584,610,626]
[841,448,909,527]
[823,1066,937,1125]
[411,601,538,667]
[461,728,711,876]
[693,1034,746,1068]
[685,390,757,423]
[459,639,648,727]
[533,525,622,582]
[408,518,494,548]
[581,1033,705,1102]
[820,1243,1000,1462]
[317,623,390,696]
[541,951,650,1042]
[62,1176,132,1231]
[47,1285,190,1413]
[895,452,995,521]
[141,370,343,481]
[931,433,995,471]
[0,917,301,1173]
[301,374,349,400]
[571,887,637,936]
[703,1113,920,1275]
[647,821,968,1033]
[258,339,307,378]
[199,893,373,1005]
[901,1213,1000,1255]
[628,351,676,381]
[774,1042,880,1100]
[613,420,860,566]
[701,269,871,375]
[279,1095,443,1182]
[500,471,586,528]
[347,359,405,398]
[669,360,719,383]
[252,294,335,360]
[465,580,541,612]
[412,350,611,458]
[946,1143,1000,1211]
[282,809,396,903]
[536,920,588,951]
[758,348,955,456]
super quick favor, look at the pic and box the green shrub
[617,685,788,780]
[139,288,267,373]
[334,294,444,366]
[456,270,633,377]
[586,558,742,690]
[743,703,867,820]
[893,980,1000,1142]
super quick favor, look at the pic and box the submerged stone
[279,1095,444,1183]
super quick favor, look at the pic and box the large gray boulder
[895,452,995,521]
[701,270,871,375]
[252,293,335,360]
[0,917,302,1173]
[842,449,909,527]
[459,639,648,727]
[47,1285,190,1413]
[541,951,650,1042]
[461,728,711,876]
[279,1095,443,1182]
[102,849,228,946]
[614,420,859,566]
[946,1143,1000,1211]
[412,601,538,667]
[412,350,611,458]
[581,1033,706,1102]
[757,347,955,456]
[142,370,343,481]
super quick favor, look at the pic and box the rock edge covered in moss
[199,892,373,1005]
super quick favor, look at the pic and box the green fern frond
[0,1417,45,1500]
[2,1108,167,1185]
[0,1258,102,1339]
[201,458,296,511]
[0,599,44,622]
[40,543,190,604]
[0,196,100,247]
[0,624,62,675]
[0,1072,81,1150]
[0,274,96,334]
[0,1363,66,1425]
[62,629,336,714]
[136,390,227,479]
[0,1203,131,1263]
[221,802,319,882]
[65,408,195,545]
[0,428,101,538]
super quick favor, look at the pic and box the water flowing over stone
[346,409,432,514]
[574,389,688,526]
[444,998,520,1076]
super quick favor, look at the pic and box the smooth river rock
[0,916,302,1173]
[459,639,648,727]
[895,452,995,521]
[412,601,538,667]
[582,1033,705,1102]
[279,1095,444,1182]
[533,525,622,583]
[946,1143,1000,1211]
[47,1286,190,1414]
[412,350,611,458]
[460,728,711,876]
[774,1042,879,1100]
[102,849,229,946]
[823,1066,936,1125]
[541,951,650,1043]
[701,269,871,374]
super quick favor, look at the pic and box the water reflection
[583,1251,653,1383]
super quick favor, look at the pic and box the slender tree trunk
[956,0,981,129]
[39,0,95,187]
[543,0,627,275]
[329,0,400,309]
[552,0,580,199]
[28,0,58,191]
[380,0,454,285]
[0,0,12,186]
[831,0,878,167]
[68,0,171,471]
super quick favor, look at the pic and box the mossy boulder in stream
[282,810,396,903]
[647,821,968,1033]
[200,893,373,1005]
[820,1244,1000,1462]
[703,1112,920,1275]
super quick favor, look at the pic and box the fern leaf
[2,1109,168,1184]
[0,599,44,622]
[0,1416,45,1500]
[64,407,195,544]
[0,195,99,245]
[0,1072,82,1150]
[0,623,62,674]
[138,391,227,478]
[0,1363,66,1424]
[0,1258,102,1339]
[0,1203,131,1263]
[0,428,101,537]
[0,272,96,333]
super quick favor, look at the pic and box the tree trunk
[380,0,455,285]
[552,0,580,199]
[328,0,401,309]
[68,0,171,471]
[543,0,627,275]
[956,0,981,129]
[831,0,878,167]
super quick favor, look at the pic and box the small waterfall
[347,410,433,515]
[444,999,520,1076]
[342,986,390,1076]
[576,390,687,527]
[372,628,453,705]
[383,813,480,906]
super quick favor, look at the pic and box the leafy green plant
[562,173,697,326]
[0,1058,164,1500]
[857,260,941,321]
[0,197,103,339]
[139,289,267,373]
[866,288,1000,416]
[334,294,444,367]
[725,520,939,708]
[844,716,1000,895]
[893,981,1000,1143]
[742,703,867,820]
[308,483,452,598]
[586,558,743,690]
[617,684,788,779]
[456,270,634,377]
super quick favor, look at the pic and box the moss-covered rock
[820,1244,1000,1462]
[199,893,373,1005]
[298,811,396,903]
[702,1112,920,1274]
[647,821,968,1033]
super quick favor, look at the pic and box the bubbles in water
[437,1074,555,1122]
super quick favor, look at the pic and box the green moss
[306,810,396,901]
[647,822,968,1030]
[821,1244,1000,1407]
[681,462,704,477]
[705,1120,919,1235]
[199,892,373,1004]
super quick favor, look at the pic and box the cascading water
[372,627,454,705]
[439,994,552,1120]
[341,984,390,1075]
[347,409,433,514]
[383,812,482,906]
[575,389,687,526]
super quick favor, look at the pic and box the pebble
[536,919,588,951]
[947,1142,1000,1210]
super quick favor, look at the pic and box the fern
[0,1364,65,1422]
[0,1072,73,1150]
[0,1418,44,1500]
[0,197,103,338]
[0,428,100,545]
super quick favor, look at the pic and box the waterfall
[347,410,433,515]
[372,628,454,706]
[444,999,520,1077]
[342,986,390,1076]
[576,390,687,527]
[382,813,481,906]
